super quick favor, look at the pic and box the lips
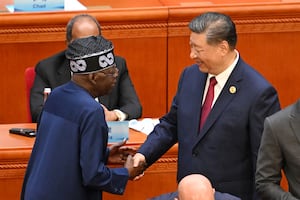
[194,60,202,66]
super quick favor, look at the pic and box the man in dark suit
[30,14,142,123]
[133,12,280,199]
[255,99,300,199]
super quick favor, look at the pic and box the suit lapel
[196,60,244,141]
[290,100,300,144]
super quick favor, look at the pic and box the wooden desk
[0,123,178,200]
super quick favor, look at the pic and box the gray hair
[189,12,237,49]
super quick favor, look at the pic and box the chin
[198,66,208,73]
[105,88,113,95]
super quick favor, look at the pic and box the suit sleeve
[80,108,129,194]
[117,58,142,119]
[30,62,49,123]
[137,69,186,166]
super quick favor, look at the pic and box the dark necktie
[200,77,217,130]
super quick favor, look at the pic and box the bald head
[178,174,215,200]
[66,14,101,43]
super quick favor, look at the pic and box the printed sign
[14,0,64,12]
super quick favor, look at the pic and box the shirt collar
[208,49,239,88]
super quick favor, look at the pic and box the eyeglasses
[100,66,118,77]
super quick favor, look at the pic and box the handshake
[108,140,147,180]
[125,153,147,180]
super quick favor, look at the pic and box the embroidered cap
[65,35,116,74]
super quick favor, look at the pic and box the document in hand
[107,121,129,143]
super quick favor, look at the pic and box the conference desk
[0,123,178,200]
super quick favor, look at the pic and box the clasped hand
[108,140,147,180]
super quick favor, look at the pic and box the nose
[190,50,197,59]
[113,68,119,78]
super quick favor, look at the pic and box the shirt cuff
[113,109,127,121]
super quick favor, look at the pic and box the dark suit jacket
[256,99,300,200]
[30,50,142,122]
[138,58,281,200]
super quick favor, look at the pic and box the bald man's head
[66,14,101,44]
[178,174,215,200]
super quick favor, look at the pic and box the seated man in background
[176,174,241,200]
[149,174,240,200]
[30,14,142,122]
[255,99,300,199]
[176,174,215,200]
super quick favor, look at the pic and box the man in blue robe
[21,35,144,200]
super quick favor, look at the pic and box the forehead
[189,32,208,47]
[102,65,117,72]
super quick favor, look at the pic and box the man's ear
[88,73,97,85]
[218,40,229,56]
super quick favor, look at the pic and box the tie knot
[209,77,217,86]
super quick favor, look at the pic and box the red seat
[24,67,36,122]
